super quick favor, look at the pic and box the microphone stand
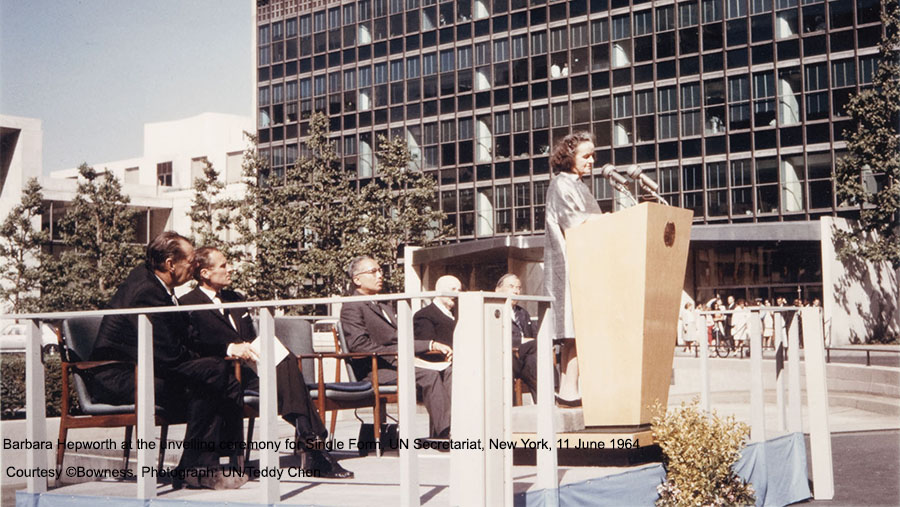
[610,179,639,207]
[644,187,670,206]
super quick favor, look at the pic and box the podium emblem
[664,222,676,247]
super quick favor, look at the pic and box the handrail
[1,291,552,321]
[15,290,553,507]
[688,306,834,500]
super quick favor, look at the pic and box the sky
[0,1,252,174]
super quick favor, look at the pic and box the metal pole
[696,310,710,412]
[450,293,487,506]
[136,315,156,499]
[801,308,835,499]
[786,310,803,433]
[748,310,765,442]
[258,309,280,503]
[25,320,48,494]
[774,312,787,432]
[535,309,558,506]
[397,298,420,507]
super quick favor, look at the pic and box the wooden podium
[566,202,693,431]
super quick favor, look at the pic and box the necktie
[215,293,237,330]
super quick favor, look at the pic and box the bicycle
[713,329,736,358]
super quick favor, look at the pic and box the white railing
[694,306,834,500]
[4,290,557,506]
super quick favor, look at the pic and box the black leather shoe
[314,450,354,479]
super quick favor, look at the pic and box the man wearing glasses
[339,255,453,438]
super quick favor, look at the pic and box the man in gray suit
[339,255,453,438]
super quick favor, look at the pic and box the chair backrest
[61,316,104,362]
[333,320,362,383]
[273,317,316,385]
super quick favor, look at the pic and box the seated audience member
[413,275,462,350]
[495,273,540,400]
[339,255,453,438]
[89,232,246,490]
[180,247,352,479]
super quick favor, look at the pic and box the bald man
[413,275,462,349]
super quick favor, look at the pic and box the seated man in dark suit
[339,255,453,438]
[496,273,540,400]
[413,275,462,349]
[180,247,352,478]
[89,231,246,490]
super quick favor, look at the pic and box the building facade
[44,113,254,253]
[254,0,885,303]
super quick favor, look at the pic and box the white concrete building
[0,115,43,222]
[45,112,253,244]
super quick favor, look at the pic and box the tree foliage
[188,159,232,253]
[0,178,48,313]
[359,134,451,292]
[42,164,142,310]
[294,112,367,298]
[834,2,900,268]
[229,113,448,301]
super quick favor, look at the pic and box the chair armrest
[226,357,243,382]
[295,351,399,360]
[69,360,134,371]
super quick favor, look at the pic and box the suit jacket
[413,302,456,348]
[340,292,431,378]
[179,287,255,357]
[92,264,195,369]
[511,304,536,348]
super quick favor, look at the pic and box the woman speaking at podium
[543,132,604,407]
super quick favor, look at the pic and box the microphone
[625,165,659,193]
[600,164,629,186]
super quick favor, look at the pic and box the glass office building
[255,0,885,302]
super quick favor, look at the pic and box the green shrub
[1,353,78,419]
[651,399,755,506]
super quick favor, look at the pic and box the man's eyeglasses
[355,267,383,277]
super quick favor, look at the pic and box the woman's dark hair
[549,131,594,174]
[146,231,190,271]
[191,246,221,282]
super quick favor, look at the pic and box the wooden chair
[274,317,395,455]
[57,316,174,476]
[58,316,258,474]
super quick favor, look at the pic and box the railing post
[786,310,803,433]
[403,246,423,313]
[695,310,710,412]
[801,307,834,499]
[774,312,787,432]
[748,310,765,442]
[535,309,558,506]
[25,319,47,494]
[451,293,511,507]
[258,308,280,504]
[136,314,156,499]
[396,298,419,507]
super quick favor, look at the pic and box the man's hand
[431,341,453,361]
[227,342,259,362]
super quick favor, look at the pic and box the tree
[293,112,366,298]
[834,2,900,268]
[0,178,48,313]
[359,134,451,291]
[42,164,142,311]
[230,113,448,302]
[229,131,307,301]
[188,159,232,252]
